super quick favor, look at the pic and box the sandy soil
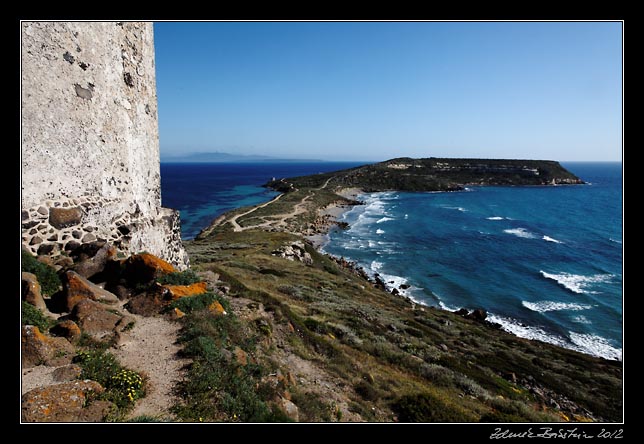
[112,312,190,420]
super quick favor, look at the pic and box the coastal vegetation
[21,158,620,423]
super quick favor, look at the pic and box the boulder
[22,325,74,368]
[124,285,167,316]
[466,308,487,322]
[49,207,83,229]
[163,282,208,300]
[67,299,123,340]
[72,242,117,279]
[123,253,176,285]
[56,270,119,312]
[275,397,299,422]
[271,241,313,265]
[50,320,82,344]
[22,272,47,311]
[52,364,83,382]
[21,380,112,422]
[208,300,227,316]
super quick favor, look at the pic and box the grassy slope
[185,229,622,422]
[180,158,618,423]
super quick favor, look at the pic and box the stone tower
[21,21,188,268]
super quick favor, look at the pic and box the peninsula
[181,157,621,422]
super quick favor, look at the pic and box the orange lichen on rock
[123,253,176,283]
[22,380,107,422]
[163,282,208,300]
[208,300,227,316]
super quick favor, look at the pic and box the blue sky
[154,21,622,162]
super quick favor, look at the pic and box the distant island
[161,151,325,163]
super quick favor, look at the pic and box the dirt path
[231,177,335,232]
[229,193,284,232]
[112,313,190,421]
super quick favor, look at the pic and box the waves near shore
[322,163,622,361]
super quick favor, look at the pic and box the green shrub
[172,312,281,422]
[22,301,54,331]
[21,251,61,296]
[169,292,230,314]
[73,350,146,410]
[392,392,470,422]
[156,269,201,286]
[355,380,379,401]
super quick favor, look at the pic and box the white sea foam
[503,228,537,239]
[569,332,622,361]
[486,216,505,220]
[572,315,592,325]
[522,301,592,313]
[438,301,461,312]
[444,206,467,212]
[540,271,613,294]
[468,313,622,361]
[370,260,383,272]
[376,217,395,224]
[376,229,385,235]
[486,314,571,348]
[543,235,563,244]
[609,238,622,244]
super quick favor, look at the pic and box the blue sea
[322,162,623,361]
[160,162,364,239]
[161,161,623,361]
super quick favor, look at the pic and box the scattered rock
[67,299,123,340]
[50,320,82,344]
[110,284,132,301]
[123,253,176,285]
[208,300,227,316]
[49,207,83,229]
[275,396,299,422]
[21,380,111,422]
[172,307,186,319]
[163,282,208,300]
[22,325,75,368]
[271,241,313,265]
[56,270,119,312]
[52,364,82,382]
[466,308,487,322]
[124,285,167,316]
[22,272,47,311]
[72,242,117,279]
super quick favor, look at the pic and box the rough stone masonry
[21,21,188,268]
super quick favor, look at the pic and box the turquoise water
[161,161,622,361]
[323,162,622,360]
[161,162,364,239]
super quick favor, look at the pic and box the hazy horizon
[154,21,623,162]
